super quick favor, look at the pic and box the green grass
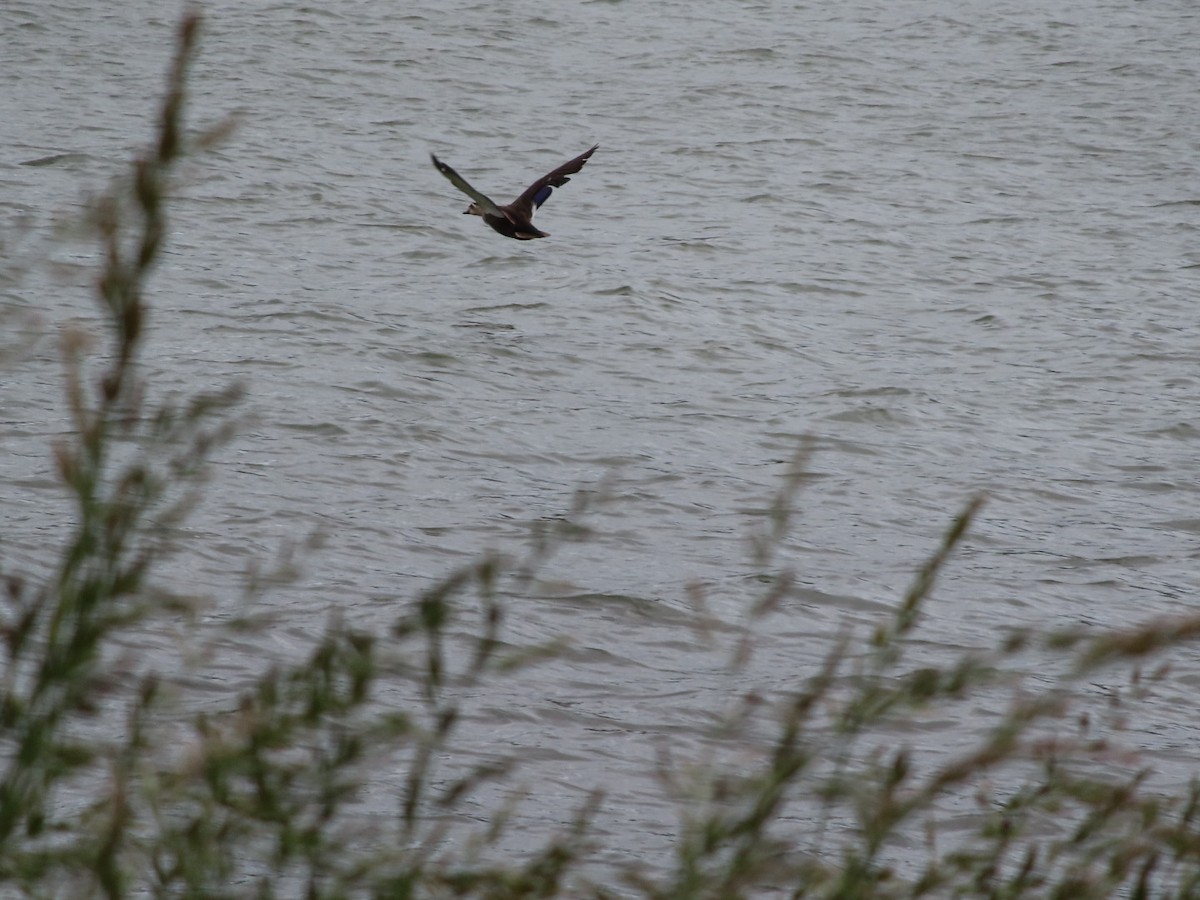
[4,11,1200,898]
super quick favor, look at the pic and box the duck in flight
[431,144,598,240]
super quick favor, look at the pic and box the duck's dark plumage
[431,144,598,240]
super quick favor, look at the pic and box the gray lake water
[3,0,1200,885]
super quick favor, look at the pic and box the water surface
[3,0,1200,881]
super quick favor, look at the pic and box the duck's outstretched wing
[431,153,505,217]
[508,144,598,221]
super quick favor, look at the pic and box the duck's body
[431,144,598,240]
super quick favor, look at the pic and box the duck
[431,144,598,240]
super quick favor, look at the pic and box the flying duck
[431,144,598,240]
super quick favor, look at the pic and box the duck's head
[464,202,484,217]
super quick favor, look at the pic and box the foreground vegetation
[4,13,1200,898]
